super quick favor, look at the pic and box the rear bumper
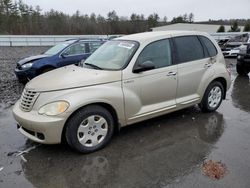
[12,101,66,144]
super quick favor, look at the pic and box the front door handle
[167,71,177,76]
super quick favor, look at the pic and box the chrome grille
[20,89,39,112]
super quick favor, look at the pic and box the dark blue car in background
[15,39,105,83]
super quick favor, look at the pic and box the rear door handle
[167,71,177,76]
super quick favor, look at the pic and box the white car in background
[221,33,250,57]
[222,44,246,57]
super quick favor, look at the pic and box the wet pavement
[1,57,250,188]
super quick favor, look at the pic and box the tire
[199,81,224,113]
[65,105,114,153]
[236,62,249,76]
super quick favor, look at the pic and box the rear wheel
[199,81,224,112]
[236,62,249,76]
[65,105,114,153]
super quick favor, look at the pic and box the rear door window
[173,36,204,63]
[199,36,218,57]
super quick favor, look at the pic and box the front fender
[33,57,56,70]
[34,82,126,126]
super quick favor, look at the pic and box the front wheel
[199,81,224,113]
[65,105,114,153]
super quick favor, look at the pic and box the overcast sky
[22,0,250,21]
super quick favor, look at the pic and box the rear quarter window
[173,36,204,63]
[199,36,218,57]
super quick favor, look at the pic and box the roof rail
[65,37,107,42]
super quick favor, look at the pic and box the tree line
[0,0,195,35]
[217,21,250,32]
[0,0,249,35]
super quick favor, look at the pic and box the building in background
[151,23,244,33]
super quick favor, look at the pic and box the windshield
[83,40,138,70]
[44,40,75,55]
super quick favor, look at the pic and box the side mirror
[133,61,155,73]
[61,52,69,58]
[78,59,85,67]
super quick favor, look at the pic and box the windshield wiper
[84,63,103,70]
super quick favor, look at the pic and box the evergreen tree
[243,22,250,32]
[171,13,194,24]
[147,13,159,30]
[1,0,248,35]
[171,16,185,23]
[229,21,241,32]
[188,13,194,23]
[217,25,225,32]
[107,10,119,34]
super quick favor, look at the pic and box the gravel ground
[0,47,49,108]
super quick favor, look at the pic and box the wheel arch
[38,65,56,74]
[202,77,227,100]
[61,102,120,143]
[212,77,227,99]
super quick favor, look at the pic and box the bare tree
[188,13,194,23]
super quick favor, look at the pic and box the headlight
[21,63,33,69]
[38,101,69,116]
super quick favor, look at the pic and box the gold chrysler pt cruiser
[13,31,231,153]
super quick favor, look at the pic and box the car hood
[25,65,122,92]
[17,54,50,66]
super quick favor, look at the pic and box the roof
[65,38,106,42]
[151,23,245,33]
[117,31,206,43]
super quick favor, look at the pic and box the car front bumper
[12,101,66,144]
[222,49,239,57]
[14,68,37,82]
